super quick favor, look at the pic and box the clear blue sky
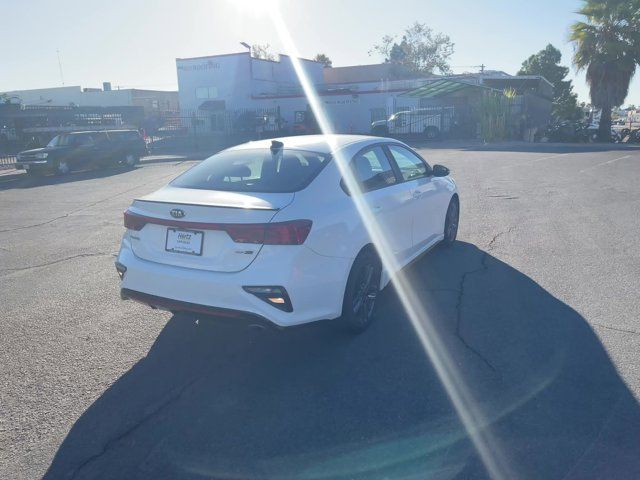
[2,0,639,105]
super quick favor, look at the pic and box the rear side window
[387,145,430,181]
[170,148,330,193]
[109,131,141,141]
[92,132,109,144]
[349,146,397,193]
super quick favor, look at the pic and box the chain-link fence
[143,107,289,152]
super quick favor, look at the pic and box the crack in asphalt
[487,194,520,200]
[593,323,639,336]
[67,376,202,480]
[0,252,114,274]
[454,227,516,374]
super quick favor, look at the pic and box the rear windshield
[170,148,331,193]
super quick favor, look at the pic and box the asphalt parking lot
[1,144,640,480]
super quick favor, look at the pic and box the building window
[196,86,218,99]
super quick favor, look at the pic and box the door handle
[412,190,423,199]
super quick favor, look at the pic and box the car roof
[66,129,137,135]
[228,134,395,155]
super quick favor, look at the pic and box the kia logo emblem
[170,208,185,219]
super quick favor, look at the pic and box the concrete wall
[176,52,325,112]
[1,86,133,107]
[2,86,178,115]
[131,90,179,113]
[176,53,253,112]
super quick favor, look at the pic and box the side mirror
[432,164,450,177]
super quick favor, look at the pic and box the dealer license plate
[165,228,204,256]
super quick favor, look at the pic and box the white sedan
[116,135,459,332]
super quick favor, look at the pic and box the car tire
[340,249,381,333]
[442,195,459,246]
[124,153,139,167]
[372,125,388,137]
[424,126,440,140]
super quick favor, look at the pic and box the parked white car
[116,135,459,332]
[371,108,454,139]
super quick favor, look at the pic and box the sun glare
[268,7,513,480]
[228,0,279,16]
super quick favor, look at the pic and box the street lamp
[240,42,254,85]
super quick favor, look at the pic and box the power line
[56,50,65,86]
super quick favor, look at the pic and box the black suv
[16,129,148,175]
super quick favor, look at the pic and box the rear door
[385,144,448,248]
[91,131,111,165]
[348,145,412,261]
[67,133,98,169]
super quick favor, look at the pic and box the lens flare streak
[269,9,513,480]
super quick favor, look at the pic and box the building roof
[231,134,381,154]
[324,63,422,84]
[176,51,321,64]
[400,79,497,98]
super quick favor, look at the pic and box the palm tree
[570,0,640,141]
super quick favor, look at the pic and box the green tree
[570,0,640,140]
[518,44,580,120]
[313,53,332,68]
[251,44,275,61]
[370,22,454,75]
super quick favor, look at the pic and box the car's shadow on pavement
[0,165,137,191]
[45,242,640,480]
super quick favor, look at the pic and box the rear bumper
[116,234,352,327]
[121,288,276,328]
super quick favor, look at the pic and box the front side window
[387,145,430,181]
[109,130,141,141]
[171,148,330,193]
[92,132,109,144]
[349,146,397,193]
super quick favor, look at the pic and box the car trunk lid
[127,186,294,272]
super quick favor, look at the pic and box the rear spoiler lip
[133,198,278,211]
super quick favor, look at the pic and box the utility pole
[56,49,65,86]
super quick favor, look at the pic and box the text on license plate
[165,228,204,255]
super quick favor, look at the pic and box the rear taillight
[243,286,293,312]
[226,220,312,245]
[123,209,311,245]
[124,209,146,231]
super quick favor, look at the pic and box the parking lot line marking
[580,155,632,173]
[497,153,569,172]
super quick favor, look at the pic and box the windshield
[170,148,330,193]
[46,134,76,147]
